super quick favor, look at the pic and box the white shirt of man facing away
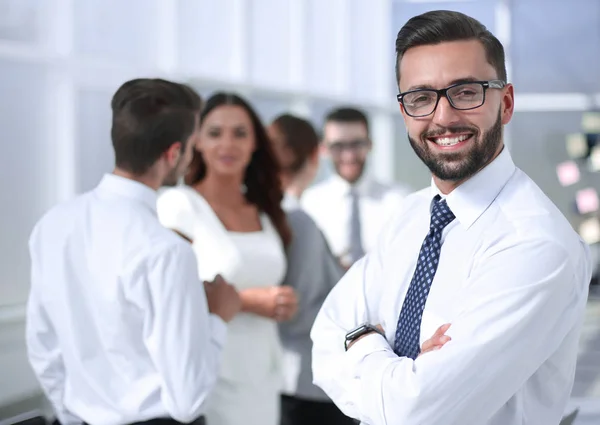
[26,78,241,425]
[311,10,591,425]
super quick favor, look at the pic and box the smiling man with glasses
[311,10,591,425]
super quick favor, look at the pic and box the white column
[230,0,251,83]
[375,0,394,104]
[495,0,512,150]
[289,0,306,89]
[332,0,350,96]
[47,0,76,201]
[370,112,396,183]
[363,0,396,183]
[155,0,178,77]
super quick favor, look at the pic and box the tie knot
[430,196,455,231]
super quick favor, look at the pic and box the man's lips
[426,133,473,149]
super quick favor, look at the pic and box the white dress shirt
[311,148,592,425]
[301,174,411,260]
[26,174,227,425]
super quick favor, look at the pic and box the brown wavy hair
[185,92,291,247]
[270,113,319,174]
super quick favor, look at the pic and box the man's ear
[501,83,515,125]
[164,142,182,166]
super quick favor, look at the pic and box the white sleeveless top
[156,186,287,385]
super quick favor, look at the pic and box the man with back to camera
[26,78,241,425]
[310,10,592,425]
[301,107,411,270]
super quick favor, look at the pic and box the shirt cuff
[343,333,390,405]
[344,332,391,373]
[343,333,398,424]
[208,314,228,348]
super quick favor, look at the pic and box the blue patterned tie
[393,195,455,359]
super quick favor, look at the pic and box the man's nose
[340,148,358,162]
[431,96,461,128]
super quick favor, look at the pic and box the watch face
[346,323,370,340]
[344,323,375,351]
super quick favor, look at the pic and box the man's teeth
[433,134,470,146]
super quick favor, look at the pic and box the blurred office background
[0,0,599,423]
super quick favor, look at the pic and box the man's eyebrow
[404,76,481,92]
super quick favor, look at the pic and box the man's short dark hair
[325,107,369,135]
[395,10,506,86]
[110,78,202,175]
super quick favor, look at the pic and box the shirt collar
[282,192,301,211]
[430,147,516,229]
[96,173,158,214]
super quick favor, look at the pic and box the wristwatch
[344,323,385,351]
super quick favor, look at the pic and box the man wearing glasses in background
[311,10,591,425]
[301,108,412,269]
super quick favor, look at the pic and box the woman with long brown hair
[157,92,297,425]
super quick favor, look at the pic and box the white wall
[0,0,397,413]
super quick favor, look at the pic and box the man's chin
[429,160,477,182]
[337,166,364,183]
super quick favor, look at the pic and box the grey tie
[348,187,365,264]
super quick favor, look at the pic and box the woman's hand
[240,286,298,321]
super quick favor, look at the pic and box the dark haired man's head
[111,78,201,187]
[267,114,320,192]
[395,10,507,84]
[323,107,372,184]
[394,11,514,192]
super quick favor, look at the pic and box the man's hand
[418,323,452,357]
[204,274,242,322]
[345,323,452,355]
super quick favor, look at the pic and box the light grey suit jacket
[279,195,345,401]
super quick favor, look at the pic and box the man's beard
[162,160,185,187]
[333,160,366,184]
[408,110,502,182]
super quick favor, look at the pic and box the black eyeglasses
[328,139,370,156]
[396,80,506,118]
